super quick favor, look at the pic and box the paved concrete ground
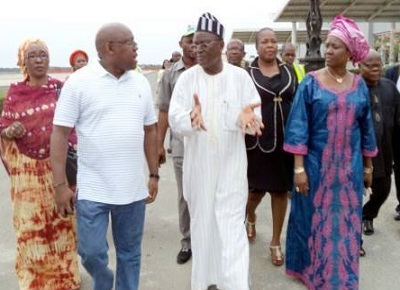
[1,72,400,289]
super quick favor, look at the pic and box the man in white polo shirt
[50,22,158,290]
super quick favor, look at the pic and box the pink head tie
[328,14,370,64]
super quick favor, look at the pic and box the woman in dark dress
[245,27,297,266]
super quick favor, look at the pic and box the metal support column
[303,0,325,72]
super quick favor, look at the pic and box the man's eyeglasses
[192,39,218,51]
[110,40,138,49]
[26,52,49,61]
[361,62,382,69]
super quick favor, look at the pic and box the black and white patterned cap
[196,12,224,39]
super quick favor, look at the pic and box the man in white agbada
[168,12,264,290]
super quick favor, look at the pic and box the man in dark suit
[384,63,400,220]
[360,51,400,238]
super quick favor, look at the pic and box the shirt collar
[92,60,131,80]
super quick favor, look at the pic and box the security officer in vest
[281,42,306,82]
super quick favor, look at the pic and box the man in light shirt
[226,38,246,67]
[157,25,197,264]
[50,22,158,290]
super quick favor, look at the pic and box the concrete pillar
[368,22,374,48]
[291,22,299,59]
[291,22,297,45]
[389,22,396,65]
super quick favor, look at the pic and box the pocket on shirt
[222,101,241,131]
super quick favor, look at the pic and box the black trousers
[392,127,400,212]
[395,164,400,212]
[394,130,400,212]
[363,176,392,221]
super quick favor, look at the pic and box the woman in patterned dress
[0,38,80,290]
[283,15,377,289]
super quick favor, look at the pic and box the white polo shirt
[53,61,157,204]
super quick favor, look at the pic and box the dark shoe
[177,248,192,264]
[394,211,400,221]
[363,220,374,235]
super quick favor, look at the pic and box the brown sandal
[245,215,257,243]
[270,245,284,266]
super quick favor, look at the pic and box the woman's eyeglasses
[26,52,49,61]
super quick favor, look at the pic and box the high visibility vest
[293,63,306,82]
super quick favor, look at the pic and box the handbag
[56,82,78,187]
[66,147,78,186]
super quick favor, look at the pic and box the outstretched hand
[190,93,207,131]
[239,103,264,136]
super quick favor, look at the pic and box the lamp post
[304,0,325,72]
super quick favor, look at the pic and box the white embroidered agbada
[169,63,261,290]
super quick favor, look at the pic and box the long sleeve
[168,72,196,137]
[283,75,312,155]
[358,80,378,157]
[393,83,400,127]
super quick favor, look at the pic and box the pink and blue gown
[283,73,377,290]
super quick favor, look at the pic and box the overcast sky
[0,0,292,68]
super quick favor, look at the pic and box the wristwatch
[149,173,160,180]
[294,167,305,174]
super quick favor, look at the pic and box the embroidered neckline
[326,67,347,84]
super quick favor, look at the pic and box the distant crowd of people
[0,10,399,290]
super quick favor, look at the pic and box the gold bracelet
[364,167,373,174]
[294,167,305,174]
[53,181,66,189]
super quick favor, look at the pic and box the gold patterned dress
[0,78,80,290]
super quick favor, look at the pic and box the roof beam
[367,0,397,21]
[341,0,358,15]
[274,0,400,22]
